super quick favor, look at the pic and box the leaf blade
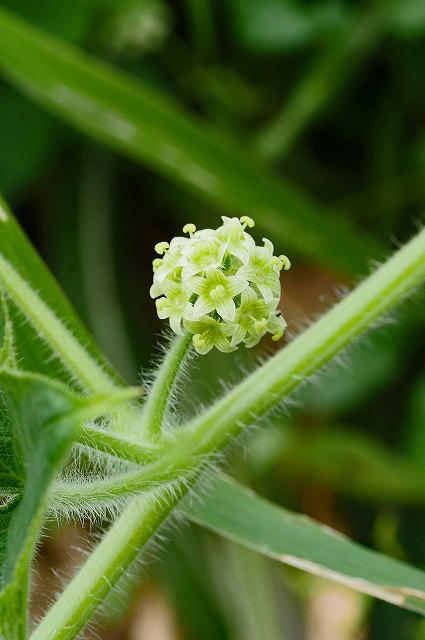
[0,195,122,389]
[0,371,84,639]
[0,6,385,277]
[0,369,136,639]
[183,475,425,615]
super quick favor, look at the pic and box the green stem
[31,485,192,640]
[0,290,15,366]
[0,255,117,394]
[77,425,159,466]
[31,228,425,639]
[50,450,196,511]
[185,227,425,452]
[142,333,192,441]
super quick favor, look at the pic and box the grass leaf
[0,195,122,389]
[183,475,425,614]
[0,6,385,277]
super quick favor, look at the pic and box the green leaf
[183,475,425,615]
[0,83,59,199]
[0,369,136,639]
[0,371,84,639]
[0,195,122,390]
[0,292,15,368]
[0,6,385,277]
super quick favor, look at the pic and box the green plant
[0,194,424,639]
[0,3,425,638]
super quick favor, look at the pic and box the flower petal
[229,323,246,346]
[159,279,181,299]
[169,312,184,335]
[186,276,208,296]
[241,286,258,306]
[193,295,215,318]
[215,297,236,322]
[149,282,163,298]
[214,334,237,353]
[257,283,274,304]
[227,274,249,297]
[193,333,214,355]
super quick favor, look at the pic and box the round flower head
[150,216,289,354]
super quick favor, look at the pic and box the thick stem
[31,485,191,640]
[142,333,192,441]
[184,228,425,452]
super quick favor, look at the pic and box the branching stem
[31,228,425,640]
[77,425,160,465]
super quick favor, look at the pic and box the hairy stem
[142,333,192,441]
[77,425,160,465]
[32,228,425,639]
[50,450,197,511]
[185,227,425,452]
[31,485,192,640]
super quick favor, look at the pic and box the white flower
[214,216,255,264]
[152,280,194,335]
[223,286,276,347]
[237,238,281,304]
[181,238,226,280]
[187,268,248,321]
[152,236,189,283]
[150,217,290,353]
[184,316,235,354]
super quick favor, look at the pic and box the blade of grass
[0,5,385,277]
[183,475,425,615]
[254,12,383,161]
[0,194,122,387]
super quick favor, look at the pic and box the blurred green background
[1,0,425,638]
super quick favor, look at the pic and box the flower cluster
[150,216,290,354]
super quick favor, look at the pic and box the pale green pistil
[210,284,226,302]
